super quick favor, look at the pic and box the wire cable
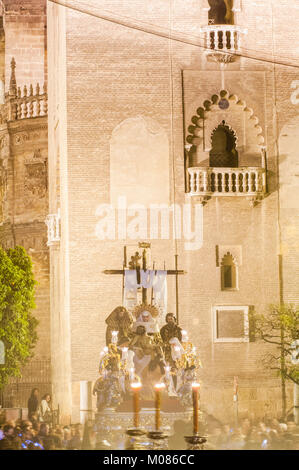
[48,0,299,69]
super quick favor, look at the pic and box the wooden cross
[103,242,186,324]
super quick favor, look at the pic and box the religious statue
[177,366,197,408]
[128,251,142,270]
[129,326,158,375]
[160,313,182,364]
[93,376,106,411]
[129,325,165,399]
[133,310,160,335]
[105,306,133,346]
[93,356,123,410]
[132,303,160,335]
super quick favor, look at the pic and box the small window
[213,306,249,343]
[0,340,5,365]
[221,252,238,290]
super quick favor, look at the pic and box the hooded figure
[133,310,160,334]
[105,306,133,346]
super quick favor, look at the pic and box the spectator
[0,424,19,450]
[69,423,82,450]
[39,393,52,424]
[38,422,53,449]
[27,388,39,422]
[61,426,72,449]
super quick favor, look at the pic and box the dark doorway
[208,0,234,25]
[209,121,238,168]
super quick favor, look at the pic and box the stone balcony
[188,167,267,206]
[45,210,61,247]
[200,25,247,63]
[0,58,48,124]
[7,82,48,121]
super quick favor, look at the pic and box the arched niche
[186,90,265,168]
[221,252,238,290]
[110,116,169,207]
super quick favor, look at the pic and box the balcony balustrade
[0,58,48,123]
[188,167,266,205]
[200,25,247,62]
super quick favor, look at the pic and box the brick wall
[46,0,299,422]
[3,0,46,90]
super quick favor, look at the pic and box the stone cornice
[0,220,48,232]
[7,115,48,134]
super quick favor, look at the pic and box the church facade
[0,0,299,423]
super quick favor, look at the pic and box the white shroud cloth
[124,270,138,308]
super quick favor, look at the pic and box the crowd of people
[0,420,86,450]
[1,406,299,450]
[205,417,299,450]
[1,387,299,450]
[0,387,85,450]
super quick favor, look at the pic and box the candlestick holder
[125,427,148,450]
[125,382,148,449]
[184,434,207,450]
[147,430,169,450]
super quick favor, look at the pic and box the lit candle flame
[192,382,200,389]
[131,382,142,390]
[154,383,166,390]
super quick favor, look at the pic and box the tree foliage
[0,245,38,389]
[251,304,299,385]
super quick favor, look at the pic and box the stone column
[80,381,93,425]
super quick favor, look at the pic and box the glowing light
[192,382,200,389]
[154,383,166,390]
[131,382,142,390]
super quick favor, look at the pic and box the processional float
[95,242,206,450]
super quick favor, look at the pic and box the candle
[131,382,142,428]
[181,330,189,342]
[192,383,200,435]
[165,365,171,379]
[154,383,165,431]
[129,367,135,381]
[122,347,128,361]
[111,331,118,344]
